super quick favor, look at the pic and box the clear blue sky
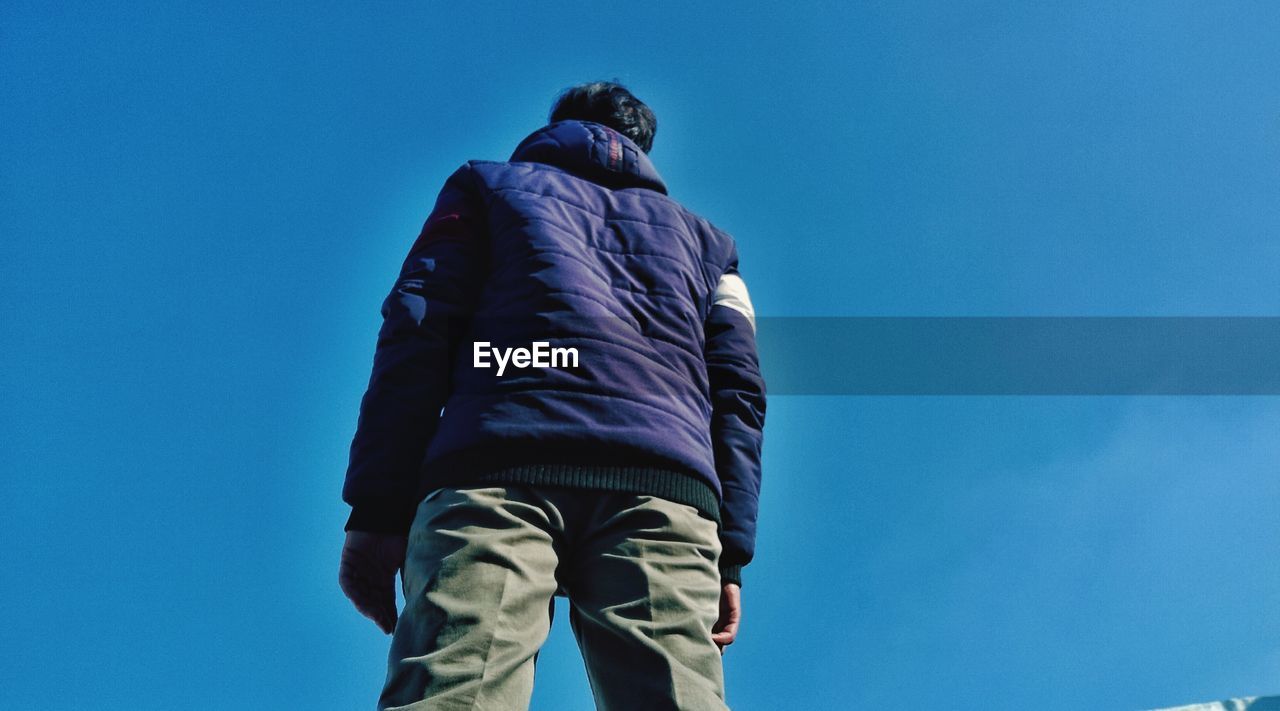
[3,2,1278,709]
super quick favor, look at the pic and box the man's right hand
[339,531,409,635]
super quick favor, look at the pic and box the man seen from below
[338,80,766,711]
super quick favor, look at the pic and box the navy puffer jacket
[342,119,765,585]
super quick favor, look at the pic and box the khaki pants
[378,485,729,711]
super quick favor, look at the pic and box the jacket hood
[509,119,668,195]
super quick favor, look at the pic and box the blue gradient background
[3,3,1278,709]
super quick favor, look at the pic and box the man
[338,81,766,710]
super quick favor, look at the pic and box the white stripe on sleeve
[712,272,756,334]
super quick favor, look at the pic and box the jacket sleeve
[705,252,766,587]
[342,163,486,535]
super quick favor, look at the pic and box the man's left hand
[712,582,741,654]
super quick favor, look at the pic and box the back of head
[549,81,657,154]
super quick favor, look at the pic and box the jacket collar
[509,119,668,195]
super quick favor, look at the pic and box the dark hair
[549,81,657,153]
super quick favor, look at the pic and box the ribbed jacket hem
[425,462,722,529]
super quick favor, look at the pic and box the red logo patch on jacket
[409,212,467,255]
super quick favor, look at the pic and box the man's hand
[339,531,409,635]
[711,582,742,654]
